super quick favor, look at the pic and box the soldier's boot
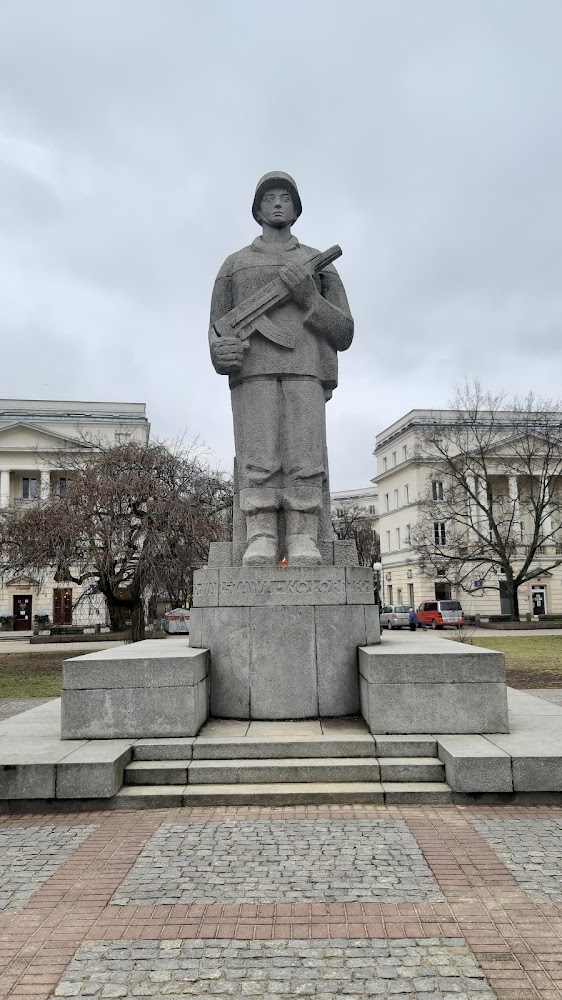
[242,511,278,567]
[286,511,322,567]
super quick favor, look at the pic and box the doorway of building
[531,586,547,617]
[13,595,32,631]
[53,588,73,626]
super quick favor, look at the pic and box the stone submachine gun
[212,245,342,350]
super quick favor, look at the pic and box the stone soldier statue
[209,171,354,567]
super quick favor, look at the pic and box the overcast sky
[1,1,562,489]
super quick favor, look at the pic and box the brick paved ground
[0,805,561,998]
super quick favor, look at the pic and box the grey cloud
[1,0,562,489]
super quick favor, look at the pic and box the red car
[416,600,464,629]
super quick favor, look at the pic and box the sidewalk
[0,802,561,998]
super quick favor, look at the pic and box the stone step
[373,736,437,758]
[125,755,444,787]
[114,781,453,807]
[382,782,453,804]
[191,736,377,760]
[126,760,190,785]
[378,757,445,782]
[131,735,439,762]
[187,757,380,785]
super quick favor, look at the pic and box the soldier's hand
[280,263,318,309]
[211,336,244,374]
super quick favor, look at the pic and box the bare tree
[411,380,562,619]
[0,439,232,642]
[332,504,380,567]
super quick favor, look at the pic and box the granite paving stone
[51,938,494,999]
[0,822,97,910]
[473,817,562,901]
[110,820,444,905]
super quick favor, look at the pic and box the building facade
[375,409,562,618]
[0,399,149,631]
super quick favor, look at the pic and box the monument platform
[190,563,379,719]
[1,665,562,808]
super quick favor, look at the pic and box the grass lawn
[467,635,562,688]
[0,652,67,698]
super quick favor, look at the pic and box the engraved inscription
[220,575,345,600]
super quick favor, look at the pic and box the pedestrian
[409,608,417,631]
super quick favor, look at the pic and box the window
[405,524,411,545]
[336,507,344,518]
[395,527,401,549]
[432,481,444,500]
[384,494,389,512]
[58,477,68,497]
[408,583,415,606]
[404,484,409,504]
[369,504,376,515]
[392,451,397,467]
[393,489,399,509]
[21,477,37,500]
[396,588,402,603]
[387,585,393,604]
[386,530,391,551]
[382,457,387,472]
[434,522,446,545]
[402,445,407,461]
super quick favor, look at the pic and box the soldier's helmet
[252,171,302,224]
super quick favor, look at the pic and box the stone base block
[359,635,509,734]
[61,640,209,739]
[190,604,380,720]
[193,565,374,607]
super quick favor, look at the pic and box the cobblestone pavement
[110,820,444,905]
[0,806,562,999]
[52,938,494,998]
[473,817,562,901]
[0,823,97,910]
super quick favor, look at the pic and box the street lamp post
[372,562,382,608]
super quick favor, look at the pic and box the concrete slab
[378,757,444,782]
[382,782,453,804]
[198,719,250,738]
[63,640,207,688]
[188,757,381,784]
[133,738,195,760]
[56,741,132,798]
[359,634,509,733]
[374,736,437,757]
[436,735,513,793]
[485,688,562,791]
[192,737,376,760]
[0,701,135,799]
[181,781,386,806]
[125,760,190,785]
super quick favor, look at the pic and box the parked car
[380,604,413,630]
[416,600,464,629]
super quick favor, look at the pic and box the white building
[375,408,562,617]
[0,399,149,631]
[330,486,378,522]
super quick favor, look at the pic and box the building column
[0,470,10,508]
[40,470,51,500]
[508,476,520,539]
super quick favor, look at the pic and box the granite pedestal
[190,547,380,719]
[359,634,509,734]
[61,640,209,739]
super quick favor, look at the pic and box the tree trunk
[107,602,129,633]
[508,584,519,621]
[131,601,145,643]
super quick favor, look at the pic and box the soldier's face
[258,187,295,227]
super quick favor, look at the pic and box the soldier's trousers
[231,375,326,514]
